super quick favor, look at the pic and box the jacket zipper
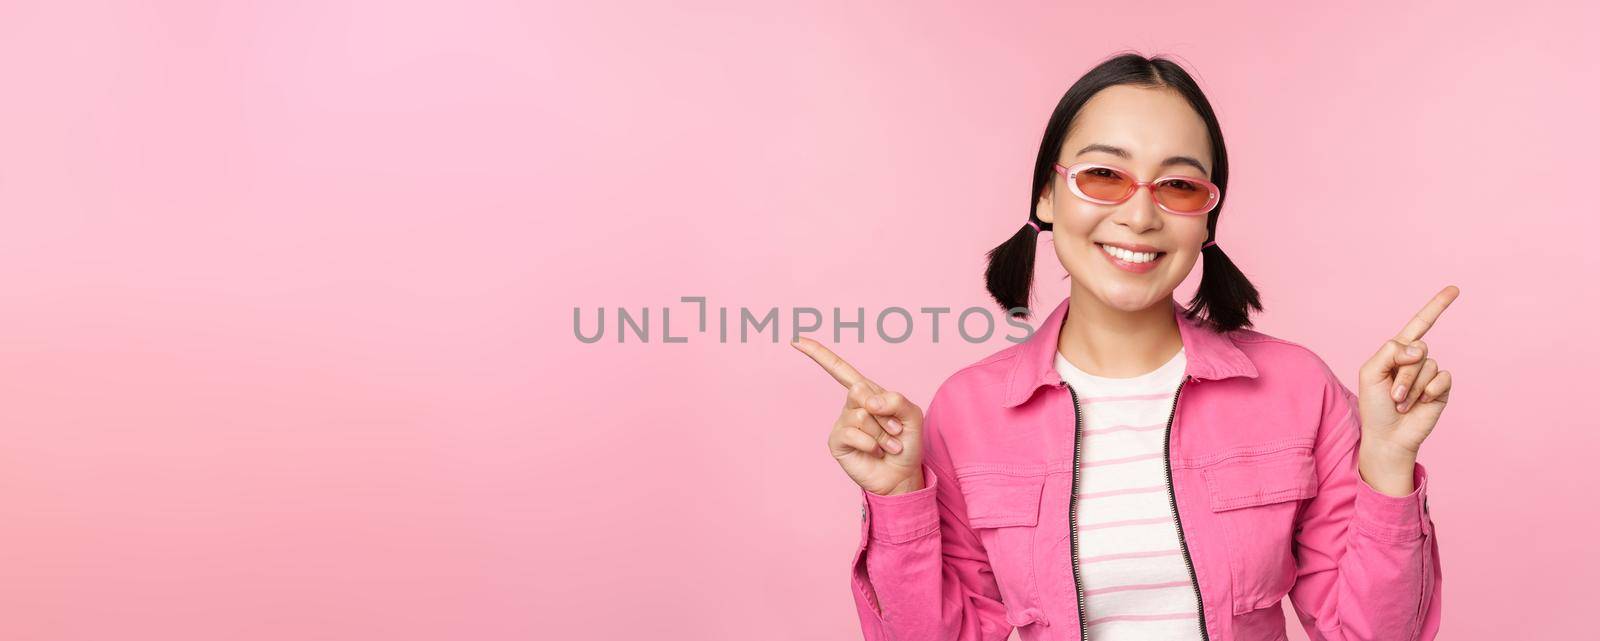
[1066,375,1210,640]
[1165,374,1210,640]
[1062,381,1088,640]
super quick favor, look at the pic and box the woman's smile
[1095,241,1167,273]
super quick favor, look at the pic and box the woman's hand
[1356,286,1458,485]
[792,337,926,497]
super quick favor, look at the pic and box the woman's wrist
[1358,435,1418,496]
[882,471,925,496]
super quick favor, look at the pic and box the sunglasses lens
[1153,178,1213,213]
[1074,167,1133,201]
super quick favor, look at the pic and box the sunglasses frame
[1052,161,1221,216]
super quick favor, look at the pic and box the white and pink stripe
[1056,347,1203,640]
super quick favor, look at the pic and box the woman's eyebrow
[1075,143,1208,175]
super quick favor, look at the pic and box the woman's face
[1036,84,1215,313]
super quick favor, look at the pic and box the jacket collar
[1001,294,1259,408]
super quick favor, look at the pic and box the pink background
[0,1,1594,639]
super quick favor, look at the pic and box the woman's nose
[1117,185,1163,229]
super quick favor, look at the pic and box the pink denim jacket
[851,295,1442,640]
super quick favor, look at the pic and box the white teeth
[1100,243,1161,264]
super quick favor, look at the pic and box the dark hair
[984,52,1263,333]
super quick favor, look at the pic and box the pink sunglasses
[1053,162,1221,216]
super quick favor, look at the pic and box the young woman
[794,53,1449,640]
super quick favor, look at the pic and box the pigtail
[984,217,1047,320]
[1183,242,1263,333]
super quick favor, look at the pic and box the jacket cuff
[861,463,940,544]
[1353,460,1433,542]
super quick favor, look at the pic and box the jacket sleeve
[848,391,1013,641]
[1287,377,1443,640]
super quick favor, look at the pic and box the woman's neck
[1056,286,1184,378]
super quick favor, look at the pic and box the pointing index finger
[791,337,877,390]
[1395,285,1460,343]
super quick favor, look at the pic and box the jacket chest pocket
[1200,443,1319,615]
[956,469,1050,629]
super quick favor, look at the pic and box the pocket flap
[956,471,1045,528]
[1202,447,1318,511]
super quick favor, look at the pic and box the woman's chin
[1089,279,1176,312]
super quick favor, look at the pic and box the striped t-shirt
[1054,347,1203,639]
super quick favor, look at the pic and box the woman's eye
[1087,168,1117,178]
[1163,179,1198,191]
